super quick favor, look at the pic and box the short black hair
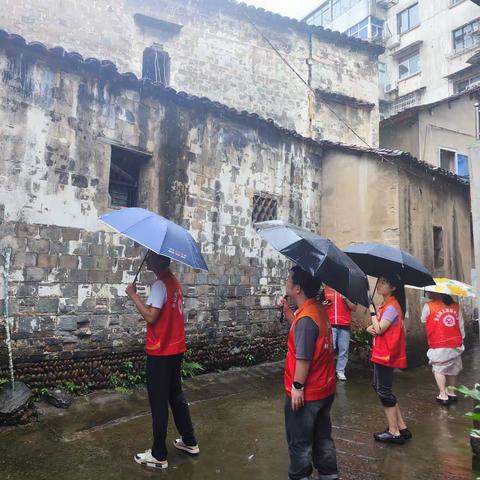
[384,274,406,316]
[148,252,171,268]
[290,266,322,299]
[441,294,455,306]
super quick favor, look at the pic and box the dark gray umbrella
[344,242,434,287]
[255,220,369,307]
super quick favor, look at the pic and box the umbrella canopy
[255,220,370,307]
[99,208,208,271]
[406,278,476,298]
[344,242,433,287]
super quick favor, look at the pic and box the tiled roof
[0,29,468,188]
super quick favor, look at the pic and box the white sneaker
[134,449,168,470]
[336,372,347,381]
[173,438,200,455]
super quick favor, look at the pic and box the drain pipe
[3,248,15,390]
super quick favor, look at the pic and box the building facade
[0,0,384,146]
[0,31,473,387]
[304,0,480,176]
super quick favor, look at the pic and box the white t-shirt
[146,280,167,309]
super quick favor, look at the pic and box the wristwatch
[292,381,304,391]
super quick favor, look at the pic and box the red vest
[285,299,336,401]
[371,296,407,369]
[146,269,187,356]
[324,287,352,327]
[425,300,462,349]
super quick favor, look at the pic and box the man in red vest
[279,266,338,480]
[322,287,357,381]
[126,252,199,470]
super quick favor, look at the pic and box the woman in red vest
[421,293,465,406]
[367,274,410,445]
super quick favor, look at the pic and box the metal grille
[252,194,278,223]
[390,92,419,116]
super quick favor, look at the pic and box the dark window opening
[433,226,444,271]
[142,47,170,85]
[252,194,278,223]
[108,146,149,208]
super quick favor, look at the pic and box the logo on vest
[434,308,458,328]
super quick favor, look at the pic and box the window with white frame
[345,17,384,41]
[346,18,369,39]
[397,3,419,34]
[305,0,362,26]
[455,74,480,93]
[453,20,480,51]
[451,0,465,6]
[398,50,420,79]
[439,148,469,177]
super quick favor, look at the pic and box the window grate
[252,194,278,223]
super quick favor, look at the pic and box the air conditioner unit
[473,24,480,36]
[384,81,398,94]
[387,34,401,49]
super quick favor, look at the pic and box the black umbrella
[255,220,369,307]
[343,242,434,287]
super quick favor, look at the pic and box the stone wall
[0,43,321,368]
[0,0,381,144]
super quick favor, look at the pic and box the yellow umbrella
[406,278,476,298]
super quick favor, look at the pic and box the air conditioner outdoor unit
[388,34,401,49]
[473,23,480,36]
[384,81,398,94]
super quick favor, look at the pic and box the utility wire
[240,9,458,183]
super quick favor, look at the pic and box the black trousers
[284,395,338,480]
[372,363,397,407]
[146,354,197,461]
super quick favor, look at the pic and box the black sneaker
[400,428,412,440]
[448,395,458,403]
[374,431,405,444]
[436,396,450,406]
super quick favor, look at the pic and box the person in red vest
[279,266,338,480]
[421,292,465,406]
[367,274,411,445]
[322,287,357,381]
[126,252,199,470]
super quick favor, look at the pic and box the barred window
[252,194,278,223]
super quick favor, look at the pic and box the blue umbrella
[99,208,208,279]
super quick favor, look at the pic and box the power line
[239,9,453,183]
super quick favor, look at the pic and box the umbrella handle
[133,252,148,286]
[370,278,379,304]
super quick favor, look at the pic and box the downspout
[307,32,315,138]
[2,248,15,390]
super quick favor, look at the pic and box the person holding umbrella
[255,221,370,480]
[366,274,410,445]
[279,266,339,480]
[99,208,208,470]
[421,292,465,406]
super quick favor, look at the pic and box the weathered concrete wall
[470,141,480,317]
[398,169,474,365]
[320,149,474,366]
[0,45,322,367]
[380,115,421,160]
[0,0,380,144]
[380,94,477,169]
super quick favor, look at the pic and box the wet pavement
[1,347,479,480]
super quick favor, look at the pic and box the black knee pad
[378,393,397,408]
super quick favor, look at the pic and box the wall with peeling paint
[0,42,472,370]
[0,0,380,145]
[319,150,474,365]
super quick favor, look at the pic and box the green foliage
[63,381,79,394]
[180,361,204,378]
[110,361,145,392]
[350,328,372,348]
[0,378,10,387]
[245,353,256,366]
[456,385,480,402]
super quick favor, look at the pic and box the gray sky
[244,1,321,20]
